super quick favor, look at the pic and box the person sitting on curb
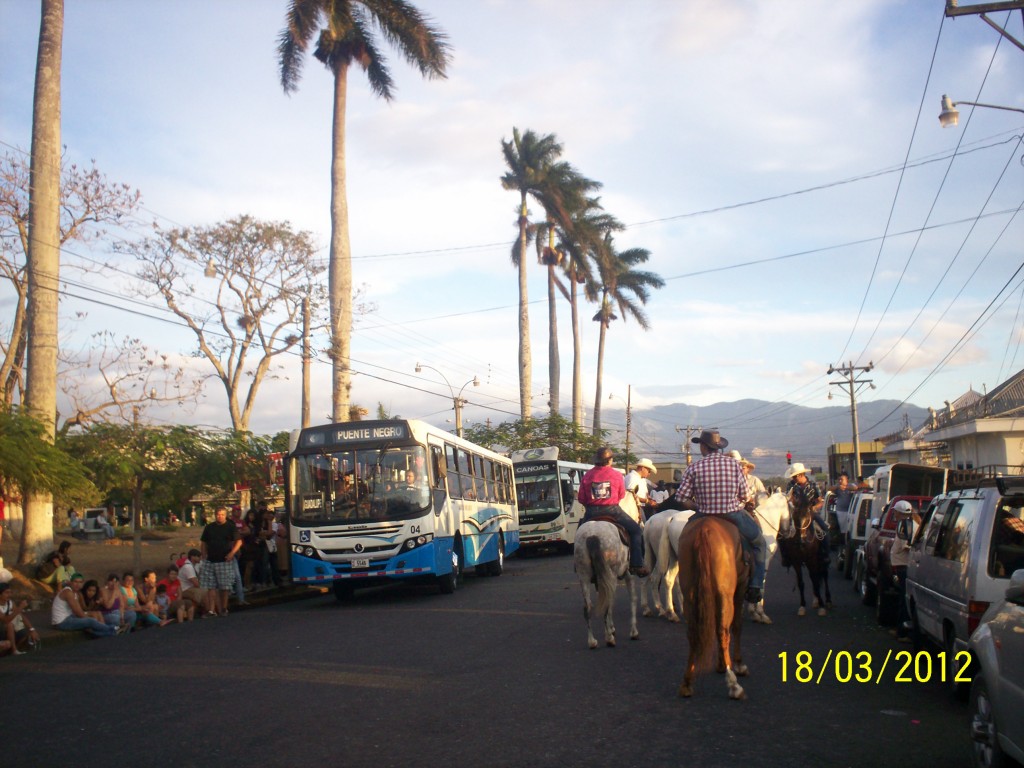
[0,581,40,654]
[178,549,211,618]
[51,573,121,637]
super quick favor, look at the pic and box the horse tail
[692,524,720,673]
[585,535,614,616]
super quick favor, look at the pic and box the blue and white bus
[287,419,519,599]
[511,447,593,551]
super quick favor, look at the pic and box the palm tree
[532,165,600,421]
[500,128,565,421]
[590,237,665,435]
[21,0,64,564]
[278,0,450,423]
[535,198,621,427]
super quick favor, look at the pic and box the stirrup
[628,566,650,577]
[744,586,763,604]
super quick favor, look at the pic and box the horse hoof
[678,683,693,698]
[642,608,654,617]
[630,631,640,641]
[606,639,616,648]
[588,639,598,649]
[797,606,806,616]
[817,607,827,617]
[668,613,680,624]
[734,663,749,677]
[812,599,821,609]
[728,686,747,700]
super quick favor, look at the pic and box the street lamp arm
[939,94,1024,128]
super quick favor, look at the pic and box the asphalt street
[0,550,973,768]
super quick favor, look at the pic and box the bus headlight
[403,533,433,550]
[303,546,315,557]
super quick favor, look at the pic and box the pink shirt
[578,465,625,506]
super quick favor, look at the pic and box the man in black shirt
[200,507,241,617]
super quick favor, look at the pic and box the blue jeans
[582,505,644,569]
[232,559,246,603]
[55,616,117,636]
[693,511,766,589]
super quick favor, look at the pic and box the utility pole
[676,424,702,465]
[624,384,632,471]
[827,361,875,480]
[301,294,311,429]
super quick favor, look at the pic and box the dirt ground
[0,526,203,604]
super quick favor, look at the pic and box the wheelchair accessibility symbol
[299,530,311,543]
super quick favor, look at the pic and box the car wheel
[875,586,897,626]
[859,568,876,606]
[488,535,505,577]
[969,677,1006,768]
[909,604,924,652]
[437,539,463,595]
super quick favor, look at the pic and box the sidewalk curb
[20,585,329,653]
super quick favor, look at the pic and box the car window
[923,498,952,554]
[933,498,982,563]
[988,495,1024,578]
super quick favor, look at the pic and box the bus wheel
[333,581,354,603]
[488,535,505,577]
[438,543,462,595]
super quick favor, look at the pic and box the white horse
[640,508,693,622]
[745,491,790,624]
[574,520,640,649]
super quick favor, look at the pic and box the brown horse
[677,515,749,699]
[778,494,833,616]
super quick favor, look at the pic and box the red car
[855,495,931,625]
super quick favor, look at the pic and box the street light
[939,94,1024,128]
[415,363,479,437]
[608,384,632,470]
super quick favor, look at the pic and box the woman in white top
[51,574,118,636]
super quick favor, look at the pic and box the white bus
[287,419,519,599]
[511,447,593,550]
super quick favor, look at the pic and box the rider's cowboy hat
[635,458,657,474]
[728,449,755,468]
[692,429,728,450]
[785,462,813,478]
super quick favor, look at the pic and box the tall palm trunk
[592,306,609,435]
[21,0,63,564]
[329,61,353,422]
[547,259,559,420]
[570,263,583,427]
[517,195,531,420]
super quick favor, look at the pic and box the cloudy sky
[2,1,1023,448]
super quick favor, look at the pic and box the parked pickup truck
[854,495,930,624]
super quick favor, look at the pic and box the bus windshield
[515,468,562,523]
[291,445,430,523]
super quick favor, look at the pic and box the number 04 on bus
[286,420,520,599]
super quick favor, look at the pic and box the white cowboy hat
[785,462,812,478]
[728,450,755,468]
[635,458,657,474]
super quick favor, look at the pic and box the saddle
[588,515,631,548]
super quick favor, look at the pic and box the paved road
[0,551,973,768]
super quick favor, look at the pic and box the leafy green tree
[463,414,606,463]
[1,410,98,562]
[590,236,664,434]
[278,0,451,423]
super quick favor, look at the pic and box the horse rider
[785,462,831,568]
[729,450,767,506]
[673,430,767,604]
[578,446,649,577]
[624,458,658,521]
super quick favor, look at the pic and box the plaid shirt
[674,450,750,515]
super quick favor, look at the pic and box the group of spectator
[0,503,291,651]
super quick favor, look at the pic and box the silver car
[968,568,1024,768]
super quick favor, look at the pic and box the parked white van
[905,476,1024,698]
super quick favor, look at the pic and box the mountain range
[608,399,930,481]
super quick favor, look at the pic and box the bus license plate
[351,558,369,569]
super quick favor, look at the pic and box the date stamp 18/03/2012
[778,649,973,685]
